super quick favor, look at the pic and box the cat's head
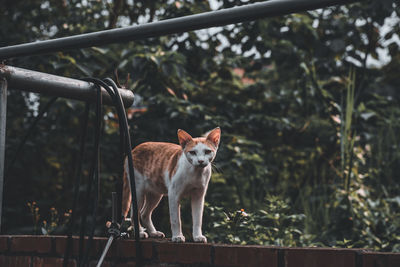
[177,127,221,168]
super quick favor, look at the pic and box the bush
[205,196,312,246]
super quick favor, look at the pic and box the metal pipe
[112,192,117,224]
[96,192,119,267]
[0,0,357,59]
[96,235,114,267]
[0,65,134,107]
[0,78,7,232]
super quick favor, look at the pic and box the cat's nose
[198,160,204,164]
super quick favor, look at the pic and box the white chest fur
[164,150,212,242]
[165,152,211,199]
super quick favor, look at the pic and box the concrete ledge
[0,235,399,267]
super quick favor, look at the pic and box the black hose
[63,102,90,267]
[103,78,141,241]
[79,78,141,266]
[78,82,102,267]
[104,78,143,265]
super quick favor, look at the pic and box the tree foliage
[1,0,399,251]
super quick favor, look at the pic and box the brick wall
[0,235,399,267]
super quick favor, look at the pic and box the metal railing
[0,0,356,59]
[0,66,134,106]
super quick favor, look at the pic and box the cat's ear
[206,127,221,148]
[177,129,193,148]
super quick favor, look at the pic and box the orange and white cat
[122,127,221,243]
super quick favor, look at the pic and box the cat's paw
[193,235,207,243]
[139,231,149,239]
[149,231,165,238]
[171,235,185,242]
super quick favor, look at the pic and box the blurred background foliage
[1,0,399,251]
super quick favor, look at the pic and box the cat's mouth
[196,163,208,168]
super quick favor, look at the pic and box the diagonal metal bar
[0,0,358,59]
[0,65,134,107]
[96,235,114,267]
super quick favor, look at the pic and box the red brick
[0,236,9,251]
[32,257,76,267]
[55,236,81,257]
[156,241,212,265]
[92,236,116,258]
[8,235,400,267]
[114,262,136,267]
[363,252,400,267]
[285,247,356,267]
[55,235,102,258]
[214,244,277,267]
[54,236,150,260]
[88,260,136,267]
[10,235,52,254]
[115,239,153,259]
[0,255,31,266]
[89,260,112,267]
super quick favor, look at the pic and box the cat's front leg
[191,190,207,243]
[168,192,185,242]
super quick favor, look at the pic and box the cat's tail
[121,158,132,219]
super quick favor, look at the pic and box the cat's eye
[189,151,196,155]
[204,149,212,155]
